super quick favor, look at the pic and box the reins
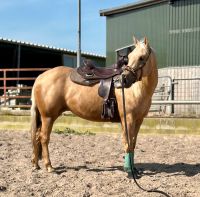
[121,74,171,197]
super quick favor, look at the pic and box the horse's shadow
[136,163,200,177]
[54,164,123,175]
[54,162,200,177]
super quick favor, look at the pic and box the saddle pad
[70,70,99,86]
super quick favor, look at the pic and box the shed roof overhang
[100,0,171,16]
[0,37,105,58]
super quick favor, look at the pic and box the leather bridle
[123,47,151,81]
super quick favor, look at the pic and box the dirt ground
[0,130,200,197]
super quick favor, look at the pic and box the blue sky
[0,0,137,55]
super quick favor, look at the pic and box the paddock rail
[0,68,49,109]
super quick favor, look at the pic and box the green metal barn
[100,0,200,68]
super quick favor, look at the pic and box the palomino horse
[30,36,158,173]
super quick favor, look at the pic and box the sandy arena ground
[0,130,200,197]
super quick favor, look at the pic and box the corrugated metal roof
[0,37,105,58]
[100,0,168,16]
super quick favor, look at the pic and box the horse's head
[122,36,152,88]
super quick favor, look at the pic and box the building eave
[0,37,105,59]
[100,0,168,16]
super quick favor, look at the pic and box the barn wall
[105,0,200,68]
[167,0,200,67]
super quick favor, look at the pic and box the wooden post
[3,70,6,106]
[17,44,21,85]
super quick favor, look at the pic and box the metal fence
[150,76,173,115]
[150,76,200,117]
[0,68,49,109]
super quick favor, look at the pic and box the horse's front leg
[121,115,143,173]
[121,113,135,172]
[40,116,54,172]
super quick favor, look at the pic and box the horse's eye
[139,56,144,61]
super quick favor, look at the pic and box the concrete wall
[0,113,200,134]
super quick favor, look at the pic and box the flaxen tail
[30,88,42,159]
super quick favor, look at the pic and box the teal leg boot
[124,152,134,173]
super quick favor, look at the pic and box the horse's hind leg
[32,128,42,170]
[40,116,54,172]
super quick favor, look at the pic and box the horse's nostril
[121,75,128,85]
[132,73,137,82]
[124,77,127,85]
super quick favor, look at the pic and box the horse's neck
[144,72,157,94]
[138,55,158,97]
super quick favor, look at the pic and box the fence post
[171,79,175,114]
[3,70,6,106]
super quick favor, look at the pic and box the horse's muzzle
[121,70,137,88]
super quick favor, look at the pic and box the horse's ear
[133,35,139,46]
[144,37,149,46]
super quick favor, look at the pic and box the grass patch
[54,127,95,136]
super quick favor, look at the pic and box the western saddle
[70,56,128,120]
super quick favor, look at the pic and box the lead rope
[121,74,171,197]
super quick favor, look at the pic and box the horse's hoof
[124,166,131,173]
[127,167,143,179]
[47,166,55,173]
[32,164,40,171]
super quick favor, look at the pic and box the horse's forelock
[129,39,151,62]
[140,42,146,50]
